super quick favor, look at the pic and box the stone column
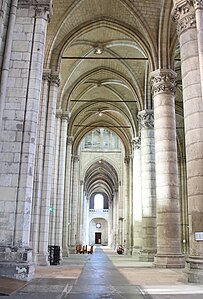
[132,137,142,257]
[49,110,61,246]
[63,136,73,250]
[173,0,203,281]
[55,113,69,253]
[85,196,90,245]
[178,156,189,254]
[0,0,7,52]
[123,157,131,253]
[138,110,157,261]
[78,180,84,244]
[193,0,203,100]
[0,2,51,279]
[70,156,80,249]
[36,73,60,265]
[112,189,119,249]
[31,69,50,261]
[82,193,88,244]
[150,68,185,268]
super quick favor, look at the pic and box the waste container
[48,245,60,265]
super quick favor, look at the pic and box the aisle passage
[66,246,147,299]
[7,247,149,299]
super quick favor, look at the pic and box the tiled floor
[0,246,203,299]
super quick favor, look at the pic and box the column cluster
[0,1,51,280]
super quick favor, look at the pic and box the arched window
[94,193,104,210]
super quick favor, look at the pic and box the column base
[124,246,132,255]
[154,253,185,268]
[33,252,49,266]
[0,246,35,281]
[139,249,156,262]
[62,247,69,257]
[68,245,76,254]
[186,256,203,283]
[132,247,141,260]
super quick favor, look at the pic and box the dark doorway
[95,232,101,244]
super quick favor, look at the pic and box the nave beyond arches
[0,0,203,284]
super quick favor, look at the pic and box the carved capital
[138,110,154,129]
[150,69,177,96]
[50,73,60,87]
[124,156,130,164]
[67,136,74,145]
[56,109,62,119]
[62,112,70,122]
[193,0,203,9]
[18,1,52,21]
[172,1,196,35]
[132,137,141,150]
[35,6,50,21]
[73,155,79,163]
[42,69,51,82]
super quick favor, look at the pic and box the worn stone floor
[0,246,203,298]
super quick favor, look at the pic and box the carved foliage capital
[62,112,70,122]
[193,0,203,9]
[67,136,74,145]
[73,155,79,163]
[42,72,51,82]
[132,137,141,150]
[150,69,177,96]
[172,1,196,35]
[124,156,130,164]
[50,73,60,87]
[138,110,154,129]
[56,109,62,119]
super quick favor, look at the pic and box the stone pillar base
[139,249,156,262]
[62,247,69,257]
[0,246,35,280]
[124,247,132,255]
[132,247,141,260]
[186,256,203,283]
[33,252,49,266]
[68,245,76,254]
[154,254,185,268]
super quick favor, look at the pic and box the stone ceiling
[45,0,182,154]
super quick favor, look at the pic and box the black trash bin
[48,245,60,265]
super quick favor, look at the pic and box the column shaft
[37,73,59,265]
[70,156,80,248]
[49,111,61,245]
[151,68,184,268]
[62,136,73,250]
[173,0,203,281]
[138,110,157,261]
[123,157,131,253]
[194,0,203,101]
[132,137,142,257]
[31,70,50,259]
[55,114,68,252]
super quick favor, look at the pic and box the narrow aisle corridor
[66,246,147,299]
